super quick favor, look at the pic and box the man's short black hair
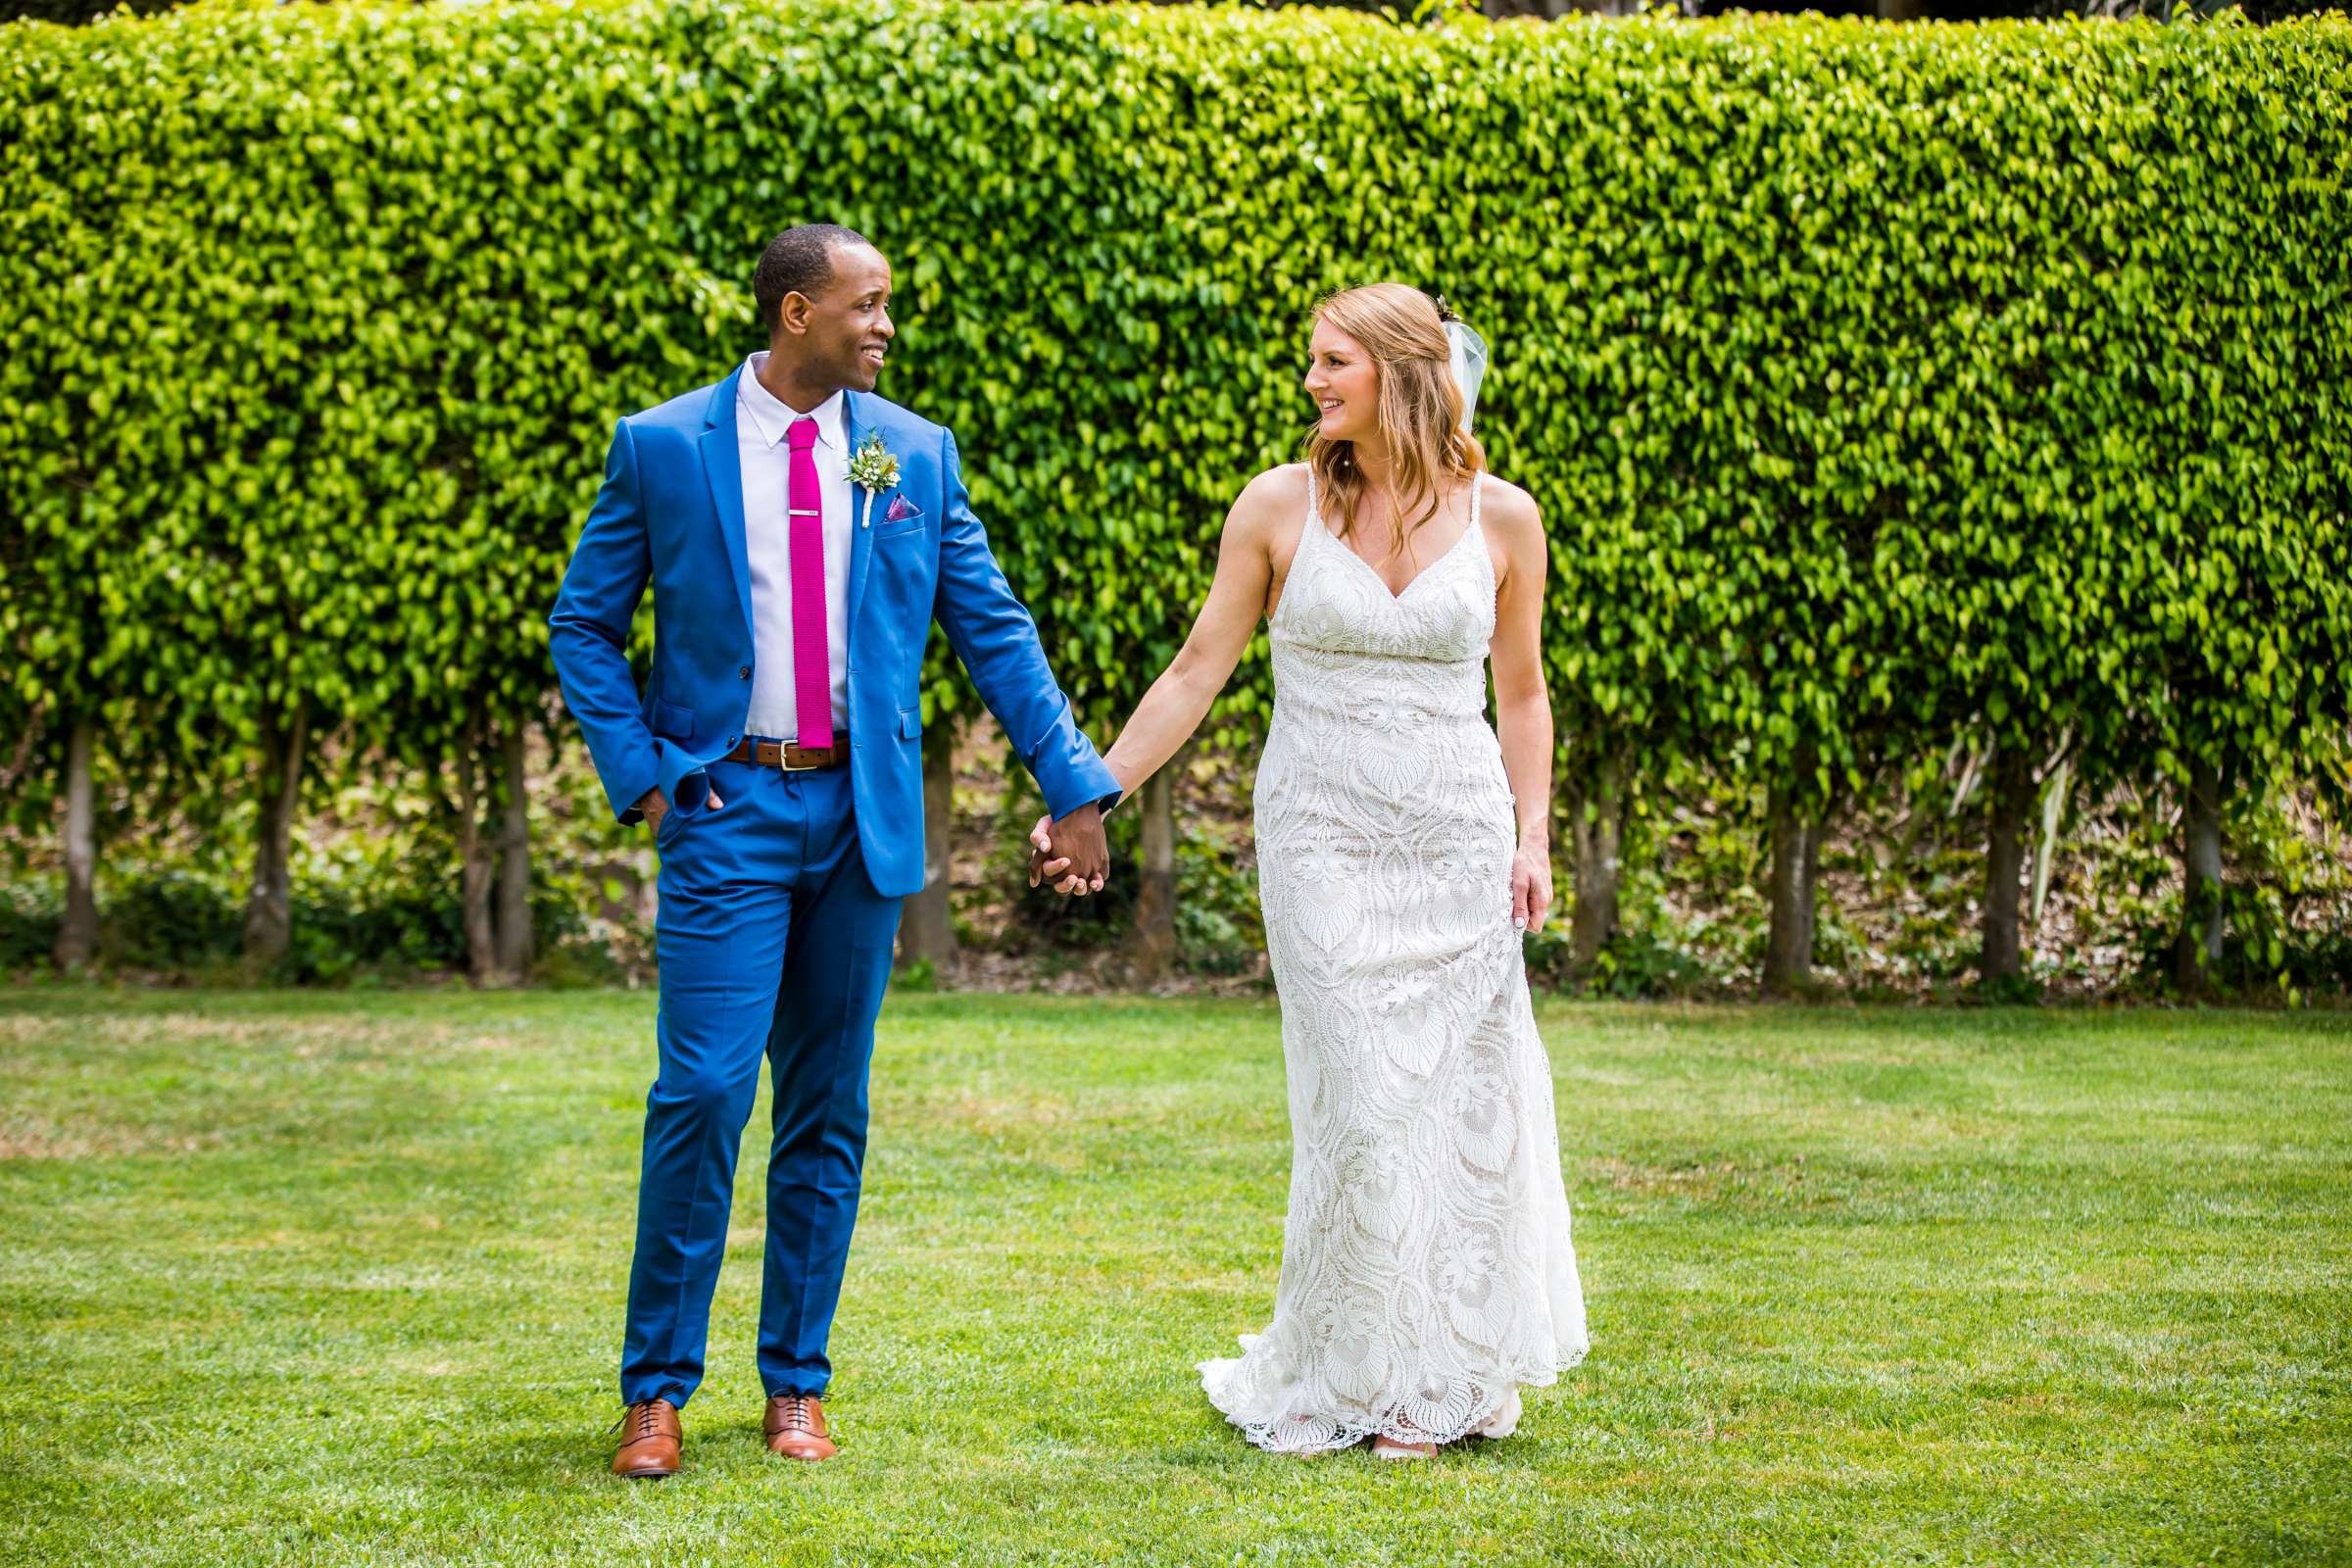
[754,223,871,333]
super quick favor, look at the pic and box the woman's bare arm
[1031,467,1298,891]
[1485,479,1555,929]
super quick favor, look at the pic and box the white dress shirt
[737,352,852,738]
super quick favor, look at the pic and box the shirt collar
[739,352,847,451]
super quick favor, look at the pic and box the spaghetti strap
[1298,468,1326,552]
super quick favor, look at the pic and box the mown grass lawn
[1,986,2346,1566]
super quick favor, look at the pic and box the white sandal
[1370,1435,1438,1461]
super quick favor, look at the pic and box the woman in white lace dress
[1030,284,1587,1457]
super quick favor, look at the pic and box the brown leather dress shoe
[612,1398,682,1478]
[763,1394,838,1461]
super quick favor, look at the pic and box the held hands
[1510,839,1551,933]
[1027,804,1109,897]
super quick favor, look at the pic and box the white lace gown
[1200,470,1590,1453]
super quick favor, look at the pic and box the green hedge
[2,0,2348,983]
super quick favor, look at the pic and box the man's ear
[775,290,812,337]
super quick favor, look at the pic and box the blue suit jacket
[548,367,1120,900]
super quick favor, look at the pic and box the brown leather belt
[722,736,849,771]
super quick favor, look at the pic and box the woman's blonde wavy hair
[1303,282,1487,564]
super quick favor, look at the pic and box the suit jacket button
[738,665,751,679]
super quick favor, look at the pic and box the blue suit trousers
[618,752,902,1408]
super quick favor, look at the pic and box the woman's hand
[1510,842,1552,933]
[1028,813,1091,896]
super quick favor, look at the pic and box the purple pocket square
[885,495,920,523]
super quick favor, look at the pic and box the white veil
[1437,296,1489,434]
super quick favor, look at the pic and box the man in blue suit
[550,224,1117,1476]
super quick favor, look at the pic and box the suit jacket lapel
[844,388,880,634]
[697,367,756,643]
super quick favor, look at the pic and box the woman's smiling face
[1304,318,1379,444]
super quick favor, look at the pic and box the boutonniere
[848,432,902,529]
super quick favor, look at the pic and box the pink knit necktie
[785,418,833,749]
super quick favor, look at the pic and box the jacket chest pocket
[866,530,938,616]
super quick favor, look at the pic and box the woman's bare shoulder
[1238,462,1310,508]
[1477,472,1544,542]
[1227,464,1311,540]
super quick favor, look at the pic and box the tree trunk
[899,713,960,975]
[493,723,532,983]
[454,731,497,985]
[1980,746,2034,984]
[1876,0,1929,18]
[1133,763,1178,985]
[56,717,99,971]
[2173,755,2226,995]
[1762,782,1824,996]
[1567,757,1625,980]
[242,703,309,966]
